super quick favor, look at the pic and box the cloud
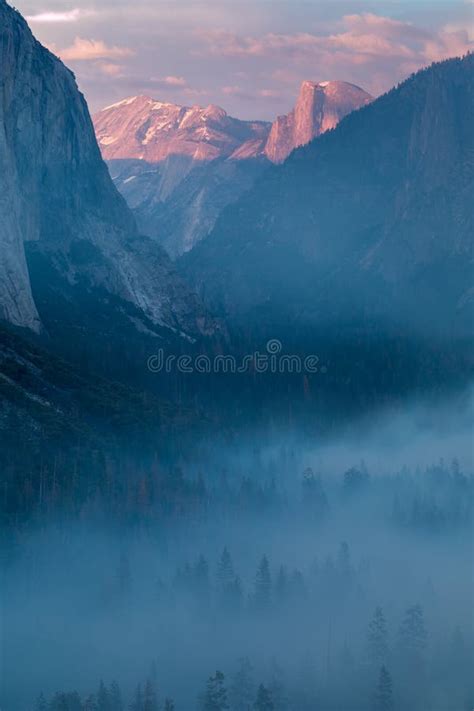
[195,12,473,99]
[26,9,96,24]
[58,37,135,62]
[98,63,125,77]
[221,85,283,101]
[197,13,473,66]
[161,76,187,87]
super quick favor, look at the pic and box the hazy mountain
[93,84,371,257]
[264,80,373,163]
[0,0,213,341]
[181,56,474,340]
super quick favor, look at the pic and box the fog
[2,389,473,711]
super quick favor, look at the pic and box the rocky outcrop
[264,80,373,163]
[0,0,213,338]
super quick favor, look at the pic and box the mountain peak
[94,96,270,162]
[264,79,373,163]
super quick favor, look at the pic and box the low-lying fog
[3,388,473,711]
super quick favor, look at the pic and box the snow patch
[102,96,138,111]
[100,136,118,146]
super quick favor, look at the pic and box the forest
[3,403,473,711]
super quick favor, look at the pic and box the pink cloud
[58,37,135,62]
[196,13,473,98]
[162,75,187,87]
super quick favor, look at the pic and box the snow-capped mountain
[264,80,373,163]
[0,0,214,340]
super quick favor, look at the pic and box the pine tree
[200,670,229,711]
[397,605,428,706]
[268,660,288,711]
[398,604,427,661]
[97,681,110,711]
[164,700,175,711]
[367,607,389,666]
[109,681,123,711]
[83,695,97,711]
[253,685,274,711]
[373,666,393,711]
[143,679,159,711]
[35,693,48,711]
[229,657,255,710]
[217,548,235,591]
[130,684,144,711]
[254,555,272,610]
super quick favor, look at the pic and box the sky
[14,0,474,120]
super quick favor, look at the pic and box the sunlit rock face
[94,96,270,165]
[264,80,373,164]
[0,0,214,339]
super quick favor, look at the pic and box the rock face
[0,0,213,339]
[95,96,270,164]
[0,2,41,332]
[182,56,474,339]
[264,80,373,163]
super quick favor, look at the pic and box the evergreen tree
[97,682,110,711]
[254,556,272,610]
[50,692,82,711]
[217,548,235,590]
[398,604,427,661]
[268,660,288,711]
[367,607,389,666]
[397,605,428,706]
[83,695,97,711]
[35,693,48,711]
[229,657,255,710]
[253,685,274,711]
[143,679,159,711]
[109,681,123,711]
[164,700,175,711]
[373,666,393,711]
[130,684,144,711]
[200,670,229,711]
